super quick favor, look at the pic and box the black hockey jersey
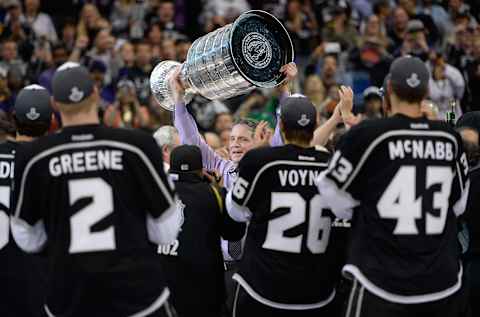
[230,144,347,309]
[317,114,469,304]
[12,124,175,315]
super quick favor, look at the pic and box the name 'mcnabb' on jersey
[317,115,470,304]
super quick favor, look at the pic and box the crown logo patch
[69,86,84,103]
[297,114,311,127]
[406,73,420,88]
[26,107,40,120]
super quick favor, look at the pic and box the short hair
[390,80,428,104]
[56,92,97,115]
[283,129,314,144]
[14,118,50,137]
[153,126,178,149]
[233,117,258,134]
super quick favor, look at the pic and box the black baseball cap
[363,86,382,100]
[170,145,203,173]
[456,111,480,132]
[280,95,317,131]
[389,56,429,99]
[14,85,52,125]
[52,62,94,104]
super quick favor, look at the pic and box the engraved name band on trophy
[150,10,294,111]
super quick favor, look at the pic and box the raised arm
[171,68,233,175]
[311,86,360,146]
[271,62,297,147]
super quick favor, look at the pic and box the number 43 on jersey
[377,166,453,235]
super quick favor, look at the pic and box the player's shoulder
[0,140,18,155]
[344,115,459,147]
[240,145,329,169]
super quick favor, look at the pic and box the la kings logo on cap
[26,107,40,120]
[69,87,84,103]
[297,114,311,127]
[406,73,420,88]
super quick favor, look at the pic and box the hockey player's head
[279,94,317,147]
[229,118,258,163]
[52,62,99,125]
[387,56,429,107]
[170,144,203,177]
[14,84,52,138]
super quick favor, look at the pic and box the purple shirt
[174,96,285,190]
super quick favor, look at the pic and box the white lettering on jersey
[49,150,124,177]
[278,169,321,187]
[388,140,454,161]
[0,161,14,179]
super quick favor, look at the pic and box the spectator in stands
[36,43,66,94]
[234,90,275,128]
[60,19,77,52]
[103,79,150,129]
[26,37,51,84]
[362,86,383,119]
[120,41,153,106]
[318,54,352,93]
[77,3,109,41]
[219,129,230,148]
[86,28,117,85]
[465,36,480,111]
[1,0,33,46]
[118,41,135,69]
[153,0,182,40]
[303,74,324,107]
[89,60,115,110]
[351,14,393,86]
[0,39,26,78]
[397,19,430,60]
[372,0,391,34]
[397,0,439,47]
[153,125,180,171]
[418,0,451,46]
[146,23,163,47]
[428,51,465,120]
[176,37,191,63]
[110,0,146,39]
[446,24,474,71]
[24,0,57,43]
[213,112,233,135]
[204,132,222,151]
[284,0,318,57]
[201,0,250,33]
[160,38,177,61]
[0,67,13,112]
[448,0,478,28]
[388,6,409,53]
[322,4,358,52]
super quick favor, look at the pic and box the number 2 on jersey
[69,178,115,253]
[377,166,453,235]
[263,193,331,254]
[0,186,10,250]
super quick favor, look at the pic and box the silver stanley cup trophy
[150,10,294,111]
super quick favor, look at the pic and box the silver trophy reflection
[150,10,294,111]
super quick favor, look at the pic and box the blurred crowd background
[0,0,479,150]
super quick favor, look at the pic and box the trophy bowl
[150,10,294,111]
